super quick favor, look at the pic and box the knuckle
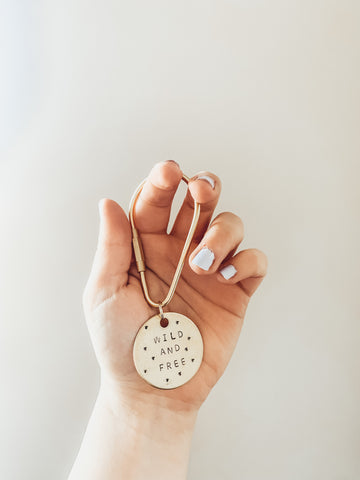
[227,211,244,230]
[212,212,244,237]
[251,249,268,276]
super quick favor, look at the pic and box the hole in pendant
[160,317,169,328]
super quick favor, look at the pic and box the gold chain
[129,174,200,309]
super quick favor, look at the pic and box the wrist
[89,376,197,480]
[99,375,198,436]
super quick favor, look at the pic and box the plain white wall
[1,1,360,479]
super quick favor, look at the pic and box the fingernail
[219,265,237,280]
[163,159,180,168]
[192,247,215,271]
[196,175,215,189]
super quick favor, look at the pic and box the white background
[1,1,359,479]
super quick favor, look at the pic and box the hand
[70,161,267,480]
[83,161,267,414]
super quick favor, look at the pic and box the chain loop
[129,174,201,309]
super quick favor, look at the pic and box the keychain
[129,173,204,389]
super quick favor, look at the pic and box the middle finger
[189,212,244,274]
[171,171,221,242]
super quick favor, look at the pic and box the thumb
[88,198,132,294]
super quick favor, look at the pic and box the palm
[84,162,266,413]
[87,232,250,411]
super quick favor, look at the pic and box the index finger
[133,160,182,234]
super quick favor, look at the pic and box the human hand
[70,161,268,480]
[83,161,267,415]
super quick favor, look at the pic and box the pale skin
[68,161,267,480]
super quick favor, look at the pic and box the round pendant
[133,312,203,389]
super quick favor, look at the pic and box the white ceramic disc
[133,312,203,389]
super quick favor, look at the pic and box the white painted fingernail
[196,175,215,189]
[219,265,237,280]
[192,247,215,271]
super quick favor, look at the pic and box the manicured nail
[192,247,215,271]
[196,175,215,189]
[163,159,180,167]
[219,265,237,280]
